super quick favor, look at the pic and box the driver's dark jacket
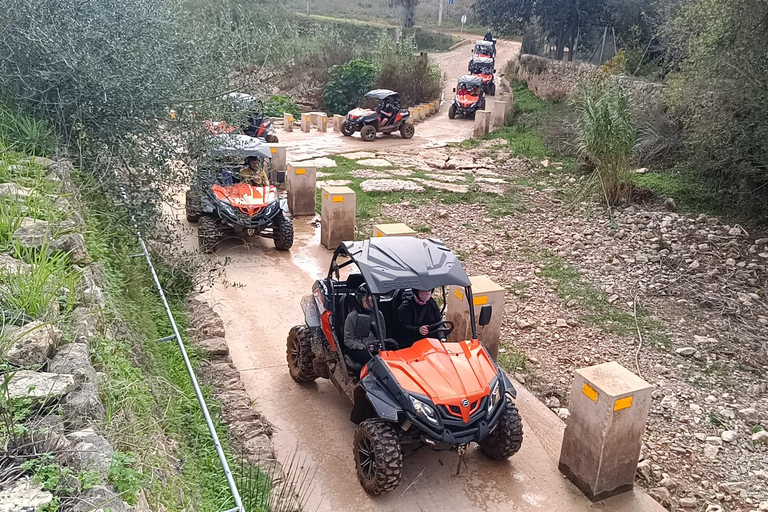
[484,32,493,41]
[344,309,386,350]
[396,297,441,347]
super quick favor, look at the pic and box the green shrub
[108,452,142,505]
[263,95,301,118]
[322,59,380,114]
[374,42,441,106]
[0,103,57,156]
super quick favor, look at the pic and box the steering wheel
[427,320,454,339]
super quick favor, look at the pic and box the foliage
[263,96,301,118]
[374,43,442,106]
[403,28,460,52]
[662,0,768,220]
[391,0,420,28]
[21,454,77,494]
[322,59,380,114]
[108,452,142,505]
[572,76,636,205]
[601,50,627,75]
[0,103,57,156]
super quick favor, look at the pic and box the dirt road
[278,39,521,160]
[175,38,664,511]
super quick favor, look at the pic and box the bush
[0,103,57,156]
[374,43,442,107]
[572,75,636,205]
[322,59,380,114]
[263,95,301,118]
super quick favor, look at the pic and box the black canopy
[458,75,483,87]
[364,89,399,100]
[333,237,471,294]
[475,40,494,48]
[470,57,495,66]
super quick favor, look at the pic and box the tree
[392,0,420,28]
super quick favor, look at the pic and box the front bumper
[214,203,281,230]
[407,395,507,445]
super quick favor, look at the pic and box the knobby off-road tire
[360,125,377,142]
[287,325,318,382]
[340,122,355,137]
[400,123,415,140]
[448,104,456,119]
[489,83,496,96]
[273,212,294,251]
[198,215,222,254]
[353,419,402,495]
[185,189,202,223]
[478,401,524,460]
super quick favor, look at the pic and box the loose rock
[6,321,62,366]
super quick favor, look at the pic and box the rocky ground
[323,143,768,512]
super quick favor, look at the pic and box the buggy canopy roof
[475,40,494,48]
[210,134,273,160]
[457,75,483,87]
[364,89,399,100]
[470,57,495,66]
[334,237,471,294]
[222,92,257,108]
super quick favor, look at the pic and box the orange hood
[379,338,498,422]
[211,183,278,216]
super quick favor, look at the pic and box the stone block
[321,186,356,250]
[491,100,507,131]
[309,111,324,125]
[317,113,328,132]
[286,163,317,216]
[283,113,294,132]
[446,275,505,359]
[559,362,654,501]
[373,223,417,237]
[333,114,345,132]
[473,110,491,138]
[301,113,310,133]
[267,143,287,172]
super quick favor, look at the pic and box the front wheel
[287,325,318,382]
[273,212,294,251]
[478,401,524,460]
[340,121,355,137]
[399,123,415,140]
[198,215,222,254]
[360,125,377,142]
[353,419,402,495]
[448,104,456,119]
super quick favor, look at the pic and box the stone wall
[510,54,663,103]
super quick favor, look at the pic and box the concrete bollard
[333,114,345,132]
[446,275,505,360]
[321,186,356,249]
[267,144,287,172]
[373,223,417,237]
[506,90,515,113]
[559,362,654,501]
[490,100,507,131]
[308,112,321,126]
[473,110,491,138]
[318,113,328,132]
[300,113,310,133]
[286,163,317,216]
[283,113,294,132]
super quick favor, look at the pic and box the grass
[497,345,527,374]
[0,104,58,156]
[634,167,735,219]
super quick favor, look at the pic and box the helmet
[356,284,373,310]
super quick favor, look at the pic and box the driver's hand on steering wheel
[419,325,429,336]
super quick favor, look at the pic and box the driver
[396,288,442,348]
[344,284,395,365]
[239,156,270,186]
[484,28,494,42]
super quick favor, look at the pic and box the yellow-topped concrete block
[373,223,417,237]
[446,274,505,359]
[321,186,356,249]
[286,162,316,216]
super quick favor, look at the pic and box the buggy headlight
[409,396,439,425]
[487,381,501,415]
[220,203,236,216]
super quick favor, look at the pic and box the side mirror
[478,305,492,327]
[355,314,372,339]
[276,170,286,184]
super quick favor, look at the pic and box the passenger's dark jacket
[484,31,493,41]
[396,296,441,347]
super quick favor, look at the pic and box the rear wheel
[399,123,415,140]
[478,401,524,459]
[185,189,202,223]
[448,104,456,119]
[265,134,279,143]
[272,212,294,251]
[360,125,377,142]
[353,419,402,495]
[198,215,222,254]
[287,325,318,382]
[488,83,496,96]
[340,122,355,137]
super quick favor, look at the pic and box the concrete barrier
[283,113,294,132]
[559,362,654,501]
[333,114,344,132]
[473,110,491,138]
[446,275,505,360]
[286,163,317,216]
[490,100,507,131]
[373,223,417,237]
[321,186,356,249]
[318,113,328,132]
[300,113,310,133]
[267,144,287,172]
[309,111,323,126]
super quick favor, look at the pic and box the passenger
[484,28,494,42]
[396,288,441,348]
[344,284,391,366]
[379,98,395,127]
[239,156,270,186]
